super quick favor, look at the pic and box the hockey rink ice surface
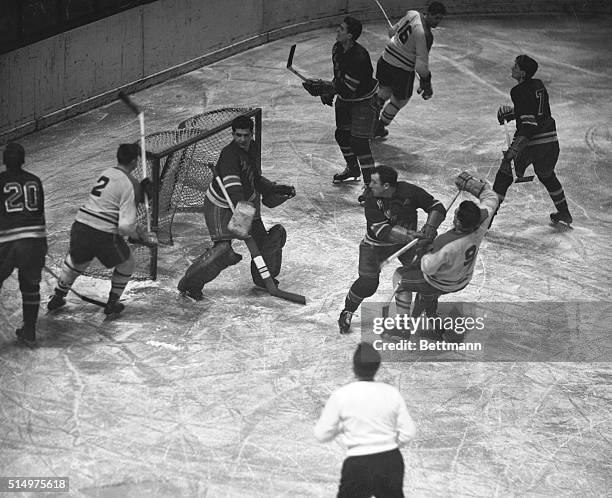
[1,15,611,498]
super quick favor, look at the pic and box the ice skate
[338,310,353,334]
[333,165,361,184]
[47,291,67,312]
[104,293,125,315]
[177,278,204,301]
[373,120,389,139]
[15,324,36,344]
[550,211,573,228]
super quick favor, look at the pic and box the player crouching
[48,144,156,316]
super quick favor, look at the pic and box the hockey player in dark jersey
[338,165,446,334]
[177,115,295,301]
[492,55,572,227]
[0,143,47,343]
[302,17,379,190]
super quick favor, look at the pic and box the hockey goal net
[49,107,261,281]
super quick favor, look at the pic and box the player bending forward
[374,1,446,139]
[177,116,295,300]
[492,55,572,227]
[315,342,416,497]
[0,143,47,343]
[338,165,446,334]
[48,144,156,315]
[392,172,498,323]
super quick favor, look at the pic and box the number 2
[91,176,109,196]
[398,22,412,43]
[464,245,477,267]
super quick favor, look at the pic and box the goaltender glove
[497,105,515,124]
[138,177,154,204]
[455,171,486,197]
[262,184,296,208]
[128,225,158,247]
[417,73,433,100]
[303,78,336,97]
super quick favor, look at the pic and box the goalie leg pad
[179,242,242,295]
[250,224,287,287]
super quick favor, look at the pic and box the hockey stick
[286,44,308,81]
[373,0,393,27]
[503,121,534,183]
[379,189,461,270]
[118,91,154,229]
[215,177,306,305]
[43,265,107,308]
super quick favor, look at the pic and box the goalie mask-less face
[232,128,253,151]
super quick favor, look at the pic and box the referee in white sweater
[315,342,416,497]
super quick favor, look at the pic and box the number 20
[4,181,40,212]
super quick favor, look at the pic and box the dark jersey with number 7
[511,78,558,146]
[0,169,46,243]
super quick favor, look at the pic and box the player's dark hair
[457,200,482,231]
[3,142,25,169]
[516,55,538,78]
[232,116,254,132]
[427,1,447,15]
[374,165,398,187]
[344,16,363,41]
[117,143,140,166]
[353,342,381,380]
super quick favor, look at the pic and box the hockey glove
[262,185,296,208]
[455,171,486,197]
[320,93,334,106]
[497,158,513,177]
[128,225,158,247]
[138,177,154,204]
[417,73,433,100]
[388,226,423,244]
[497,105,515,125]
[504,135,529,161]
[418,223,438,242]
[303,78,336,97]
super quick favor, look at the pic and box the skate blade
[514,175,535,183]
[332,177,360,184]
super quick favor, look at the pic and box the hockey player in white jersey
[48,144,156,315]
[374,1,446,138]
[392,171,498,319]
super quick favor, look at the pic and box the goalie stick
[118,91,154,229]
[43,266,107,308]
[286,44,308,81]
[504,120,534,183]
[215,177,306,305]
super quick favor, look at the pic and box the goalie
[48,143,156,316]
[177,116,296,301]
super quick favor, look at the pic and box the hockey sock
[56,255,89,296]
[335,129,358,169]
[19,277,40,331]
[539,173,570,214]
[350,136,374,184]
[493,170,513,198]
[111,255,136,298]
[345,276,379,311]
[380,102,400,126]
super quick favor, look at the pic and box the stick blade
[118,90,141,115]
[287,44,296,68]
